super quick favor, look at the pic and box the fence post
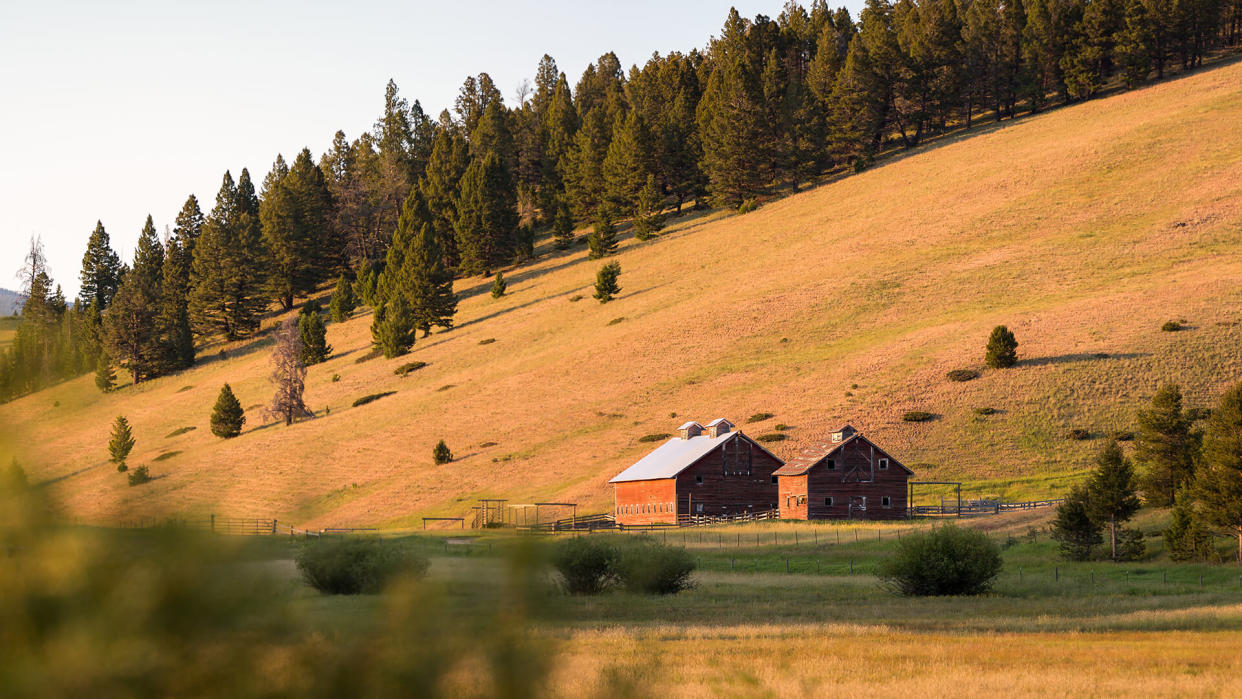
[1055,567,1059,582]
[210,514,215,533]
[271,519,277,535]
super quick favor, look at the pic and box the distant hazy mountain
[0,288,23,316]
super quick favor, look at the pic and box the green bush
[164,426,196,438]
[1161,320,1182,332]
[1108,430,1135,441]
[127,465,152,487]
[353,391,396,407]
[902,411,935,422]
[393,361,427,377]
[985,325,1019,369]
[946,369,979,382]
[478,338,496,345]
[756,433,787,442]
[551,537,618,595]
[877,525,1002,596]
[295,537,429,595]
[973,407,997,416]
[774,423,790,431]
[616,542,696,595]
[1116,527,1147,561]
[638,433,671,443]
[1067,428,1091,440]
[736,199,758,214]
[746,412,774,423]
[433,440,453,465]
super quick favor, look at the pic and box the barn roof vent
[706,418,733,438]
[678,421,704,440]
[831,425,857,443]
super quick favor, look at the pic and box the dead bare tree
[267,318,313,426]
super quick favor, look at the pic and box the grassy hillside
[5,60,1242,528]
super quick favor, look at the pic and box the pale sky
[0,0,862,298]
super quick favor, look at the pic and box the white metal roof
[610,431,739,483]
[678,421,704,431]
[706,418,733,427]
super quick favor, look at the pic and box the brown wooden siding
[674,436,782,516]
[780,438,909,520]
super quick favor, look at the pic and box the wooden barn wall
[779,474,809,519]
[613,479,678,525]
[674,436,782,516]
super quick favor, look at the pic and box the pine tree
[1135,383,1198,506]
[104,216,164,384]
[109,415,135,472]
[587,208,618,259]
[78,221,123,311]
[94,352,116,393]
[594,261,622,303]
[1115,0,1155,88]
[297,308,331,365]
[1163,490,1213,561]
[633,175,667,241]
[433,439,453,464]
[491,272,507,298]
[421,120,470,268]
[1051,484,1103,560]
[189,171,270,340]
[210,383,245,438]
[454,152,518,275]
[984,325,1018,368]
[3,459,27,494]
[1084,441,1142,560]
[371,297,417,359]
[328,274,357,322]
[262,149,338,311]
[157,228,196,373]
[601,111,651,212]
[1194,382,1242,562]
[552,199,576,250]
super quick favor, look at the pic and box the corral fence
[111,515,380,538]
[910,498,1064,517]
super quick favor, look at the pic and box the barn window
[825,497,834,507]
[771,476,777,484]
[879,458,889,470]
[882,496,892,508]
[696,503,704,513]
[825,459,835,470]
[695,475,703,484]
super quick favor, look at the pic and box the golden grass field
[3,60,1242,528]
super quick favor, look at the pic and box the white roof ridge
[678,420,704,430]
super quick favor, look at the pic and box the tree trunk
[1110,515,1117,560]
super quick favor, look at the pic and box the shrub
[946,369,979,382]
[877,525,1002,596]
[985,325,1019,369]
[1116,527,1147,561]
[164,426,196,438]
[973,407,997,416]
[1161,320,1182,332]
[127,465,152,487]
[607,316,626,326]
[1068,428,1091,440]
[593,261,622,303]
[490,272,507,299]
[352,391,396,407]
[736,199,758,214]
[478,338,496,345]
[902,411,935,422]
[1185,407,1212,422]
[747,412,774,423]
[551,536,618,594]
[331,373,341,382]
[638,433,671,443]
[210,384,245,438]
[569,295,584,303]
[394,361,427,377]
[295,537,429,595]
[152,451,180,462]
[1108,430,1135,441]
[774,423,791,431]
[433,440,453,464]
[616,542,696,595]
[3,459,28,494]
[756,433,787,443]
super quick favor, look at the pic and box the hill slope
[5,61,1242,527]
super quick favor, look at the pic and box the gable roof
[772,431,913,477]
[610,430,782,483]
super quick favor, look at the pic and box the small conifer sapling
[329,274,357,322]
[109,415,135,472]
[491,272,507,299]
[95,352,116,393]
[210,383,246,438]
[587,209,618,259]
[594,261,622,303]
[985,325,1019,368]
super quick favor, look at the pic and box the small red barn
[610,419,785,525]
[775,425,912,520]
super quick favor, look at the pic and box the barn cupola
[831,425,857,443]
[678,421,704,439]
[706,418,734,438]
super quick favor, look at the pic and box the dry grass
[4,62,1242,527]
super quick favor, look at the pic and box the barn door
[848,496,867,518]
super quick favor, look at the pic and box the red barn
[610,419,785,525]
[775,425,912,520]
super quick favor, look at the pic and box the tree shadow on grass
[1019,352,1150,368]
